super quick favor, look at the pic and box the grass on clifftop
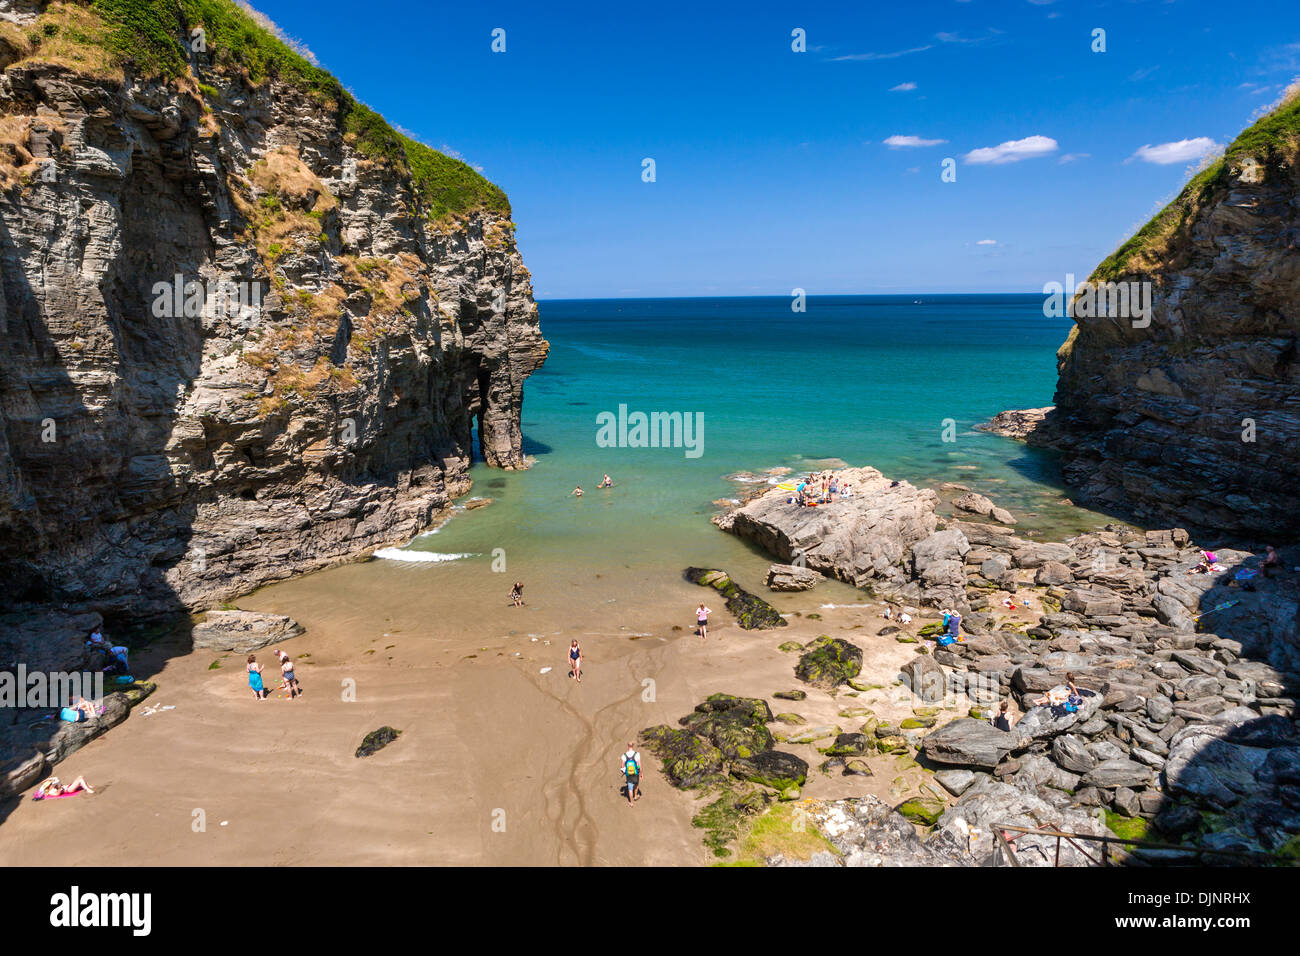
[12,0,508,222]
[1092,85,1300,282]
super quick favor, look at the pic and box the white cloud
[1058,152,1090,164]
[976,239,998,245]
[884,134,948,148]
[963,135,1059,165]
[890,82,918,92]
[831,45,933,62]
[1129,137,1218,165]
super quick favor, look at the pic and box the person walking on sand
[621,742,642,805]
[696,603,712,640]
[510,581,525,607]
[569,639,583,682]
[247,654,267,700]
[277,649,301,699]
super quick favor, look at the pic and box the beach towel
[34,790,83,800]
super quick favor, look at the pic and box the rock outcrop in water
[0,2,547,643]
[996,90,1300,538]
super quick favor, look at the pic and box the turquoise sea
[401,295,1103,573]
[255,294,1112,637]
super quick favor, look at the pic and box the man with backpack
[620,741,642,806]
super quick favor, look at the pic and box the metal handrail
[991,823,1285,866]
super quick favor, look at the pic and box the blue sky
[253,0,1299,297]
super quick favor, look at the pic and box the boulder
[731,750,808,790]
[765,563,823,591]
[934,768,979,796]
[952,493,995,516]
[1081,758,1154,789]
[825,733,872,756]
[1164,726,1269,807]
[640,725,725,787]
[900,655,946,703]
[678,694,774,759]
[921,719,1013,770]
[1035,561,1074,586]
[714,467,941,590]
[192,610,304,652]
[355,726,400,758]
[1063,587,1124,617]
[1052,734,1097,774]
[795,636,863,689]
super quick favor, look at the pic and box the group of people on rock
[788,472,853,507]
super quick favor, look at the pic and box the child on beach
[276,650,301,699]
[247,655,267,700]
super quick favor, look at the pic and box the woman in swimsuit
[247,654,266,700]
[510,582,524,607]
[278,650,301,699]
[569,640,582,682]
[34,776,94,799]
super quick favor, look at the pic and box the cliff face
[0,1,547,622]
[1044,91,1300,539]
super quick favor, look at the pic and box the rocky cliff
[0,1,547,630]
[1035,89,1299,539]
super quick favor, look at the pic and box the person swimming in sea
[571,486,583,497]
[599,474,613,488]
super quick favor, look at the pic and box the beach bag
[936,634,955,647]
[59,707,83,723]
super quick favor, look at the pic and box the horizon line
[533,290,1052,302]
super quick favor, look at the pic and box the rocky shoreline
[670,466,1300,864]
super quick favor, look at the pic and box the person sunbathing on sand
[34,776,94,799]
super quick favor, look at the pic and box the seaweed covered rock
[795,636,863,688]
[355,726,401,758]
[731,750,809,791]
[640,725,726,787]
[683,568,788,629]
[679,694,775,759]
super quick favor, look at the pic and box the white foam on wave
[373,547,477,563]
[819,602,875,609]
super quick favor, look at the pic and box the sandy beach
[0,560,945,866]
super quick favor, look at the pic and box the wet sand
[0,559,947,866]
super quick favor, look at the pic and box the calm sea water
[254,296,1111,635]
[400,294,1102,571]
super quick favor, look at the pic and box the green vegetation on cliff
[12,0,509,222]
[1093,85,1300,282]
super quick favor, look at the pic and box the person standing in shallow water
[510,581,524,607]
[696,603,711,640]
